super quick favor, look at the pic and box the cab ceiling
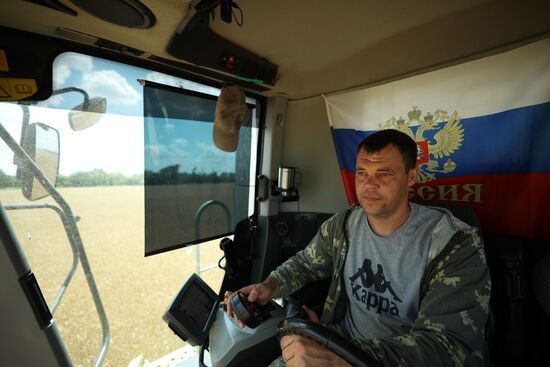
[1,0,550,100]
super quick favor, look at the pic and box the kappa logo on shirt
[349,258,402,316]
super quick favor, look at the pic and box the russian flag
[324,38,550,241]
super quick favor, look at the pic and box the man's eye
[378,172,391,177]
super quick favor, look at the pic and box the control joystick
[229,291,274,328]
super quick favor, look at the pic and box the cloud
[53,53,93,86]
[194,141,234,173]
[145,139,234,174]
[145,139,192,172]
[163,121,175,132]
[196,141,227,156]
[171,138,189,149]
[145,143,168,170]
[38,94,65,108]
[54,65,71,85]
[51,53,140,107]
[81,70,140,106]
[145,144,168,156]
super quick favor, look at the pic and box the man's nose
[366,176,379,188]
[360,174,379,188]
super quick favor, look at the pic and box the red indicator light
[226,55,235,69]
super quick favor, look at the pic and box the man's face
[355,145,418,219]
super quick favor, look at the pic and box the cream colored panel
[280,97,347,214]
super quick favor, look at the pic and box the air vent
[56,28,146,57]
[95,38,145,56]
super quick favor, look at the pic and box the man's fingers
[247,286,259,302]
[225,279,279,327]
[281,336,297,366]
[248,277,280,304]
[240,284,256,294]
[302,305,320,323]
[226,300,234,317]
[236,284,257,302]
[280,335,352,367]
[280,335,296,350]
[247,283,269,303]
[284,354,295,365]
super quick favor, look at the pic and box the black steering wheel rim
[278,317,383,367]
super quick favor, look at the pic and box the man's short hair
[356,129,417,171]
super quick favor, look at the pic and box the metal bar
[0,123,109,367]
[4,203,80,314]
[199,264,219,273]
[193,200,231,275]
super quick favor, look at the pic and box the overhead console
[167,0,278,86]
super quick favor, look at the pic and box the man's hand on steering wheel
[280,335,352,367]
[280,304,350,366]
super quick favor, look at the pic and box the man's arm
[228,211,345,327]
[353,230,491,366]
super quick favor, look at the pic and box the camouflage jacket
[269,204,491,366]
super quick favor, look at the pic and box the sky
[145,117,235,173]
[0,52,253,176]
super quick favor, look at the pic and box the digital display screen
[163,273,218,346]
[179,282,215,329]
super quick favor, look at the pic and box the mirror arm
[51,87,90,110]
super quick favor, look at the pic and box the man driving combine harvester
[230,129,490,366]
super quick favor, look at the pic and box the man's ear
[407,166,419,187]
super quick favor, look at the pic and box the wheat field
[0,186,227,367]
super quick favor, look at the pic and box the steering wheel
[227,291,383,366]
[277,309,382,367]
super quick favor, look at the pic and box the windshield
[0,52,260,365]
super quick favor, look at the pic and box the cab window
[0,51,259,365]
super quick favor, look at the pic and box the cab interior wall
[280,97,347,214]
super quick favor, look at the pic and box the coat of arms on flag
[378,106,464,183]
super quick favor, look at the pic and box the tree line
[0,165,235,188]
[0,168,143,188]
[145,165,235,185]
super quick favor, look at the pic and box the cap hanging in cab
[213,85,247,152]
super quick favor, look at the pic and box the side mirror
[20,123,60,201]
[68,97,107,131]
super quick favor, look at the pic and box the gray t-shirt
[341,203,443,340]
